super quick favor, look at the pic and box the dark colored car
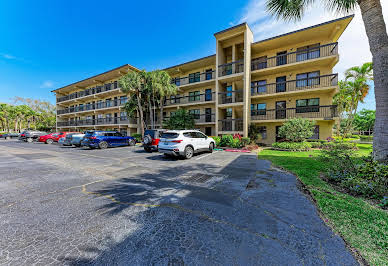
[21,131,47,142]
[1,133,19,140]
[63,132,82,146]
[82,131,136,149]
[143,129,166,152]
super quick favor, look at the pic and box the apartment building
[53,15,353,144]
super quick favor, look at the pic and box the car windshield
[144,130,155,138]
[161,132,179,139]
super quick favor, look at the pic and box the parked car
[58,137,65,145]
[82,131,136,149]
[21,131,47,142]
[70,133,86,147]
[39,132,76,144]
[63,132,80,146]
[1,133,19,140]
[143,129,167,152]
[158,130,215,159]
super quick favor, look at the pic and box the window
[189,91,200,102]
[252,56,267,70]
[276,76,286,93]
[296,43,320,62]
[189,109,200,119]
[226,85,233,97]
[276,51,287,66]
[251,80,266,94]
[296,71,320,87]
[205,127,212,136]
[120,96,127,105]
[172,77,180,86]
[114,132,122,137]
[120,111,127,117]
[105,98,112,108]
[170,95,180,104]
[251,103,266,115]
[193,132,207,138]
[189,72,200,83]
[225,64,232,75]
[114,81,118,89]
[170,111,176,117]
[226,108,232,118]
[104,83,111,91]
[258,126,267,139]
[205,89,212,101]
[296,98,320,113]
[205,69,213,80]
[309,126,320,139]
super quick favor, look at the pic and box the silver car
[71,133,85,147]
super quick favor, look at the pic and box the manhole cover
[185,173,213,183]
[14,153,55,160]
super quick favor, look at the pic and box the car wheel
[99,141,108,149]
[144,147,152,152]
[128,139,135,146]
[5,136,10,140]
[46,139,53,144]
[209,142,214,153]
[184,146,194,159]
[143,135,152,145]
[26,138,33,143]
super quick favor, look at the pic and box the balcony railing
[57,81,120,103]
[251,42,338,71]
[218,90,243,104]
[171,71,215,86]
[57,99,127,115]
[57,117,137,127]
[250,105,338,121]
[218,60,244,77]
[163,113,215,124]
[251,74,338,96]
[218,119,243,132]
[164,92,215,106]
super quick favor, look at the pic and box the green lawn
[259,144,388,266]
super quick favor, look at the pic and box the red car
[39,132,76,144]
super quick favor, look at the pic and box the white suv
[158,130,215,159]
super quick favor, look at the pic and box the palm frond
[323,0,357,14]
[266,0,316,21]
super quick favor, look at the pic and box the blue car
[82,131,136,149]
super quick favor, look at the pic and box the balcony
[57,81,120,103]
[57,99,127,115]
[218,90,243,105]
[218,60,244,77]
[250,105,338,121]
[171,71,215,88]
[218,119,243,132]
[164,92,215,107]
[251,74,338,97]
[251,43,338,73]
[57,117,137,127]
[163,113,215,124]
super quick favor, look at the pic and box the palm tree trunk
[136,94,145,137]
[359,0,388,162]
[160,96,164,127]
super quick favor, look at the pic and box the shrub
[213,136,221,147]
[248,124,263,143]
[309,142,322,148]
[359,135,373,141]
[272,142,312,151]
[351,135,360,139]
[321,141,358,150]
[231,138,242,148]
[220,135,233,147]
[241,137,250,147]
[132,133,142,143]
[278,118,316,142]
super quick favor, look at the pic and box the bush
[278,118,316,142]
[359,135,373,141]
[322,141,358,150]
[213,136,221,147]
[306,139,326,144]
[309,142,322,148]
[132,133,142,143]
[272,142,312,151]
[220,135,233,147]
[231,138,242,148]
[241,137,250,147]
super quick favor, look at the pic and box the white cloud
[40,80,55,89]
[2,54,16,60]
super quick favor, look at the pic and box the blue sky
[1,0,384,110]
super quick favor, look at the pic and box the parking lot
[0,140,357,265]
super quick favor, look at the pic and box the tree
[119,71,147,136]
[0,103,11,132]
[354,109,375,134]
[163,109,195,130]
[265,0,387,161]
[278,118,316,142]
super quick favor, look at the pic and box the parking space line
[195,151,219,160]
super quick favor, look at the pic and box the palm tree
[119,71,147,136]
[333,81,352,135]
[266,0,388,162]
[149,70,178,127]
[0,103,11,132]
